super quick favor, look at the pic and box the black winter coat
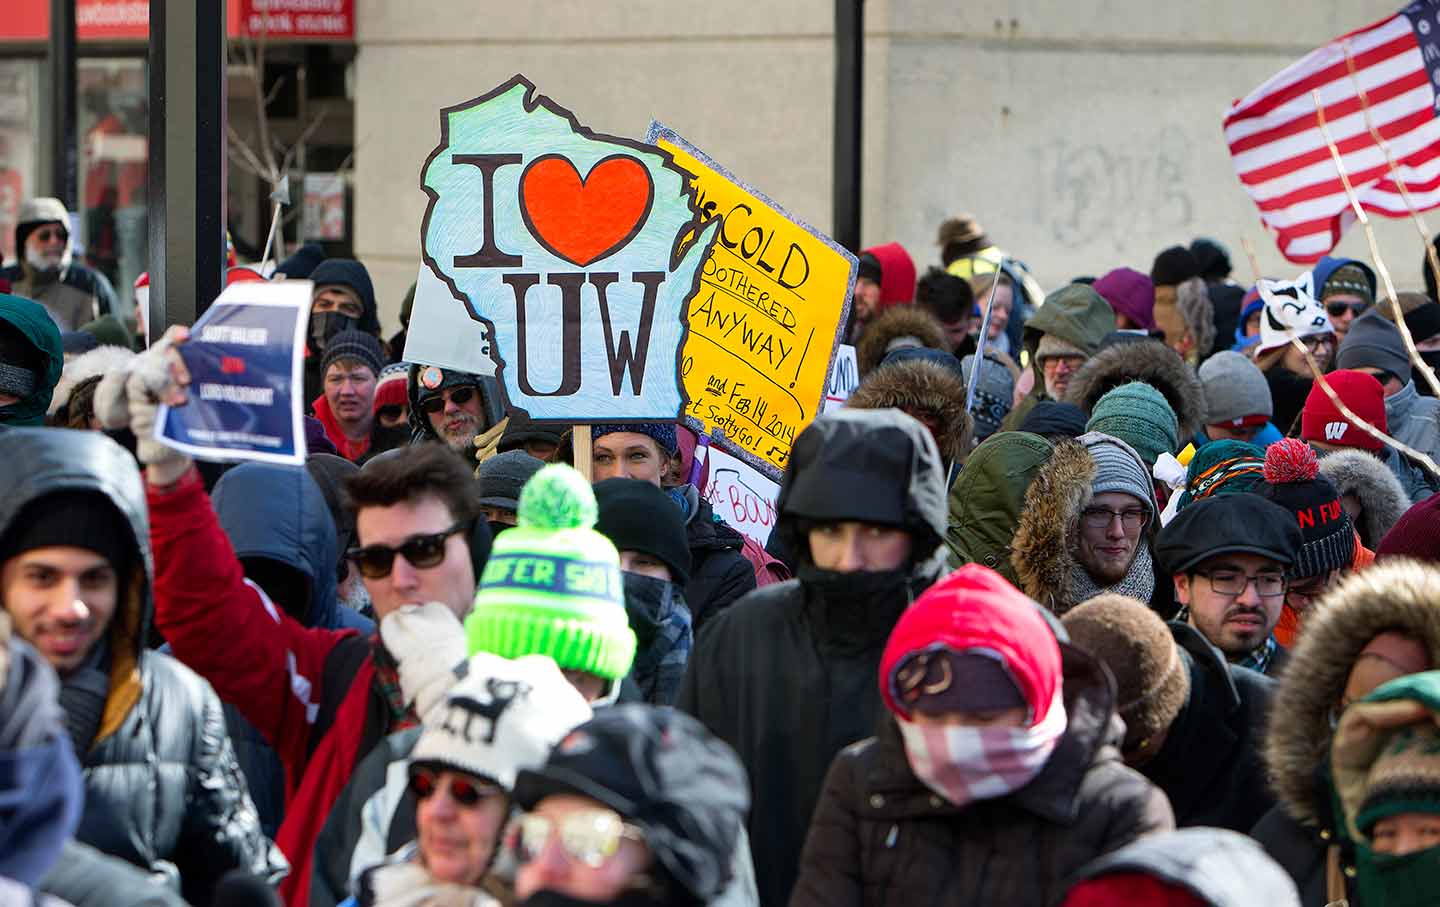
[1138,623,1276,832]
[679,409,952,907]
[683,495,755,633]
[790,645,1174,907]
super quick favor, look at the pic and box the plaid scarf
[624,575,693,707]
[1238,634,1279,675]
[371,636,420,733]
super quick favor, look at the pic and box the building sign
[1,0,355,42]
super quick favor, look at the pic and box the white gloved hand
[94,326,194,486]
[379,602,469,719]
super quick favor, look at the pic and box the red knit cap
[1300,369,1386,452]
[1063,873,1207,907]
[879,563,1061,726]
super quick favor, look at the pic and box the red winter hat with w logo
[1300,369,1386,453]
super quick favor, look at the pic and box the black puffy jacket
[675,486,755,633]
[0,429,287,906]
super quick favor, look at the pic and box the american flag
[1225,1,1440,262]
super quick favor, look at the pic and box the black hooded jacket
[1140,623,1276,832]
[678,408,948,907]
[0,429,286,905]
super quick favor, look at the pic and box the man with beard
[679,408,948,906]
[0,197,117,330]
[1011,432,1160,614]
[1157,493,1302,677]
[407,364,499,459]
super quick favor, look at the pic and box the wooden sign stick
[571,424,593,482]
[1240,236,1263,284]
[1311,90,1440,398]
[1292,337,1440,481]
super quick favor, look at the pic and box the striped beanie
[467,465,636,684]
[1173,440,1265,513]
[1254,438,1355,578]
[1079,431,1157,520]
[373,362,409,413]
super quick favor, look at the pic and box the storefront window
[79,57,147,315]
[0,60,40,267]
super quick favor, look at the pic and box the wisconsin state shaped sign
[420,75,719,423]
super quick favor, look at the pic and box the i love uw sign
[420,75,718,422]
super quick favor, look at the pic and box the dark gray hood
[774,407,946,570]
[0,428,152,650]
[1068,827,1300,907]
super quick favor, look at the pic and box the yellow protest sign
[646,122,855,477]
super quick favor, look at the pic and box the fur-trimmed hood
[846,359,972,465]
[49,344,135,416]
[1011,439,1096,613]
[1063,339,1207,437]
[1264,559,1440,824]
[1318,449,1411,549]
[855,305,949,376]
[946,431,1054,582]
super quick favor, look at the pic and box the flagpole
[965,258,1006,416]
[1311,90,1440,398]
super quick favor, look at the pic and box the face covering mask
[488,520,515,541]
[309,311,357,351]
[896,690,1067,809]
[1416,353,1440,396]
[1356,841,1440,907]
[796,564,913,644]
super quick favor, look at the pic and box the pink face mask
[896,692,1067,808]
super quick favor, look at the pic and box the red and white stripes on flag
[1225,2,1440,263]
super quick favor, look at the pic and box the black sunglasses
[419,385,476,415]
[376,404,406,422]
[1325,300,1370,317]
[408,767,499,807]
[346,521,469,579]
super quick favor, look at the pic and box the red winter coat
[149,471,399,907]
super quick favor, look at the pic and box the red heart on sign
[519,154,654,267]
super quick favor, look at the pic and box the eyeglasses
[1193,569,1287,598]
[376,404,406,423]
[514,810,646,869]
[1080,507,1149,530]
[408,767,500,807]
[1298,334,1334,352]
[31,226,68,243]
[346,521,469,579]
[1326,300,1371,318]
[419,385,476,415]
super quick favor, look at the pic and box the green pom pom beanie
[467,464,636,681]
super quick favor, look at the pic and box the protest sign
[645,123,854,478]
[402,262,497,377]
[697,443,782,547]
[416,75,718,424]
[156,279,309,465]
[822,344,858,413]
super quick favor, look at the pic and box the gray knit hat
[477,450,547,511]
[1336,309,1411,380]
[1198,351,1273,426]
[320,329,383,379]
[960,353,1015,442]
[1079,431,1156,519]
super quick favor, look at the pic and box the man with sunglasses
[512,705,749,907]
[97,325,496,907]
[1311,256,1377,344]
[0,197,118,331]
[1158,493,1303,677]
[407,364,500,460]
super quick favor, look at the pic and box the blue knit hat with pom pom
[466,464,636,681]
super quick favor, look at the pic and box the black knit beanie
[593,478,692,584]
[0,490,136,579]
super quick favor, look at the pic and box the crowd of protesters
[6,193,1440,907]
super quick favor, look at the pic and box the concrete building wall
[354,0,1422,331]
